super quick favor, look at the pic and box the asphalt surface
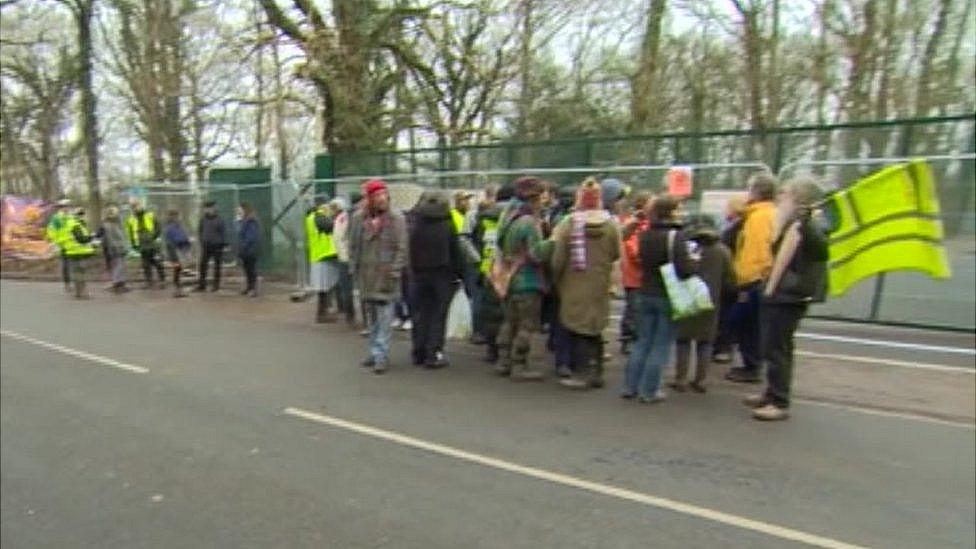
[1,280,974,548]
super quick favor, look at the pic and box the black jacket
[198,212,226,247]
[765,214,829,304]
[639,222,696,297]
[408,199,462,276]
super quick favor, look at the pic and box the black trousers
[198,245,223,290]
[241,255,258,292]
[140,248,165,283]
[409,270,456,361]
[760,302,808,409]
[569,331,604,382]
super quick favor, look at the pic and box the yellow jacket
[734,201,776,286]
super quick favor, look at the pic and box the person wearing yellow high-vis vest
[126,200,166,289]
[46,199,74,293]
[63,208,97,299]
[306,197,339,323]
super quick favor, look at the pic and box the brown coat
[677,232,735,342]
[348,208,408,302]
[550,211,621,336]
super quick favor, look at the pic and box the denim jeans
[622,294,675,398]
[367,300,395,364]
[462,263,482,335]
[736,283,763,372]
[336,261,355,322]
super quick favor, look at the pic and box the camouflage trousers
[497,292,542,372]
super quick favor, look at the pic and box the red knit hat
[362,179,388,197]
[576,178,602,210]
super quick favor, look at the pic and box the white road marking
[283,407,867,549]
[791,398,975,430]
[0,330,149,374]
[795,333,975,356]
[608,314,975,356]
[795,350,975,374]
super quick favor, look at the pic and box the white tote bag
[446,287,472,340]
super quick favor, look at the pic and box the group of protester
[303,172,827,422]
[47,169,828,422]
[46,199,262,299]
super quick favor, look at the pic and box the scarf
[569,210,612,271]
[365,208,389,240]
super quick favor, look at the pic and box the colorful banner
[0,195,57,260]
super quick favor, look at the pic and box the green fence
[311,115,975,330]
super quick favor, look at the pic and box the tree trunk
[271,30,288,180]
[629,0,667,133]
[515,0,535,139]
[76,0,101,221]
[914,0,953,117]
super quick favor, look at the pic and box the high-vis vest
[305,210,336,262]
[62,218,95,258]
[451,209,465,234]
[126,211,157,247]
[478,217,499,274]
[46,211,70,249]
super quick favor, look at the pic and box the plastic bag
[446,287,472,340]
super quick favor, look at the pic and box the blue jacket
[163,220,191,250]
[237,217,260,258]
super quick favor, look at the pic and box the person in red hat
[348,179,408,374]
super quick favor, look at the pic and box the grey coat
[101,219,128,258]
[348,208,408,302]
[677,232,735,342]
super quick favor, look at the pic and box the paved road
[1,281,974,548]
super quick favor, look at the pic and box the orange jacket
[734,201,776,286]
[620,215,649,289]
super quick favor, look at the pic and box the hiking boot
[559,377,593,390]
[511,370,543,382]
[712,352,732,364]
[668,381,688,393]
[725,368,761,383]
[637,391,667,404]
[689,381,707,394]
[424,352,448,369]
[752,404,789,421]
[742,394,767,408]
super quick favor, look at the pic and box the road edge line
[0,329,149,374]
[282,406,868,549]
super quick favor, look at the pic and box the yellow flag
[826,160,951,297]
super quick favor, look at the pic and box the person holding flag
[744,178,829,421]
